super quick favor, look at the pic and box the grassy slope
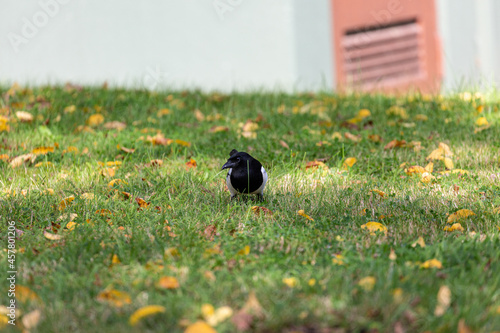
[1,86,500,332]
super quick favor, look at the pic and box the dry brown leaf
[146,159,163,167]
[136,197,150,209]
[209,125,229,133]
[16,111,34,123]
[44,231,62,241]
[279,140,289,149]
[118,145,135,154]
[344,132,361,142]
[104,121,126,130]
[384,139,406,150]
[22,309,41,330]
[434,285,451,316]
[10,153,37,168]
[251,206,273,216]
[203,225,217,241]
[194,109,205,121]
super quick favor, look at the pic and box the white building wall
[0,0,334,92]
[436,0,500,91]
[1,0,499,92]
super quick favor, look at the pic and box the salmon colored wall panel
[332,0,442,93]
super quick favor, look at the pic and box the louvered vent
[342,20,423,89]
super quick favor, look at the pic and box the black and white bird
[221,149,268,201]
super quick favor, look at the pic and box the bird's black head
[221,150,254,170]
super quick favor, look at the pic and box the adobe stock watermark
[7,221,17,326]
[213,0,244,21]
[142,66,169,91]
[7,0,72,54]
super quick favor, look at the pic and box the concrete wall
[0,0,334,92]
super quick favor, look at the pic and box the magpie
[221,149,268,201]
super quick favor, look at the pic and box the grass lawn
[1,84,500,332]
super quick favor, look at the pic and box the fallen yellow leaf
[443,157,454,170]
[415,114,428,121]
[405,165,426,175]
[237,245,250,256]
[411,236,426,248]
[343,157,357,169]
[32,146,55,155]
[108,179,127,188]
[58,195,75,211]
[447,209,475,223]
[129,305,166,326]
[64,105,76,113]
[65,221,77,231]
[96,289,131,307]
[298,210,314,221]
[444,223,464,232]
[357,109,371,118]
[420,259,443,269]
[185,321,216,333]
[283,277,298,288]
[203,305,233,327]
[475,117,488,126]
[16,285,41,303]
[370,189,386,197]
[87,114,104,126]
[358,276,376,291]
[386,106,408,119]
[332,254,345,265]
[175,139,191,147]
[360,222,387,235]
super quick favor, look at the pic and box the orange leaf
[384,139,406,150]
[136,197,150,208]
[157,276,180,289]
[86,114,104,126]
[32,146,55,155]
[185,158,197,169]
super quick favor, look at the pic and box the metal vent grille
[342,20,423,89]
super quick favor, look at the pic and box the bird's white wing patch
[226,168,238,196]
[250,166,267,195]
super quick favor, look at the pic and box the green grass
[1,85,500,332]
